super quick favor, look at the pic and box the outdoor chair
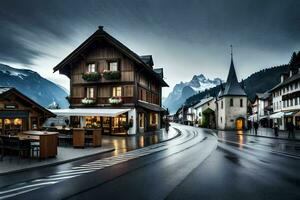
[58,129,73,146]
[85,129,93,147]
[0,136,31,160]
[30,141,40,158]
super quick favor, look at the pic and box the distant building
[269,51,300,130]
[193,96,216,128]
[0,87,55,135]
[216,49,248,130]
[249,92,272,127]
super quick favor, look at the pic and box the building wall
[217,96,247,130]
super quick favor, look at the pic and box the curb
[0,128,181,176]
[0,147,115,176]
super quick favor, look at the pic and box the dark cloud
[0,0,299,66]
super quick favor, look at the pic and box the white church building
[216,50,248,130]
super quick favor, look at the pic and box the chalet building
[269,51,300,130]
[52,26,168,135]
[193,96,216,128]
[0,87,55,135]
[216,50,248,130]
[249,92,272,127]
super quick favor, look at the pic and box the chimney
[98,26,104,31]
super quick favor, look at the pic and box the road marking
[0,126,205,199]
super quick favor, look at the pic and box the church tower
[216,46,248,130]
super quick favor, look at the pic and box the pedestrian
[273,122,279,137]
[253,122,258,135]
[291,122,295,139]
[287,121,293,138]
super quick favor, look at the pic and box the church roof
[219,49,246,97]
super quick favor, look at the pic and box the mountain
[0,63,69,108]
[163,74,222,113]
[184,64,289,109]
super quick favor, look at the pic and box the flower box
[81,98,96,105]
[109,97,122,105]
[103,70,121,80]
[82,72,101,81]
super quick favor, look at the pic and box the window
[295,98,298,106]
[291,99,293,106]
[86,87,94,98]
[108,61,118,71]
[87,63,96,73]
[220,117,223,123]
[230,98,233,107]
[240,99,243,107]
[221,101,224,109]
[112,86,122,97]
[287,99,289,107]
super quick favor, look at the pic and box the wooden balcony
[70,97,134,106]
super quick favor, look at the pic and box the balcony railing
[70,97,134,105]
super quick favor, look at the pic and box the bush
[103,70,121,80]
[82,72,101,81]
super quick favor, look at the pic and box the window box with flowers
[81,98,96,105]
[103,70,121,80]
[82,72,101,81]
[109,97,122,105]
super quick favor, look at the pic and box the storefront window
[103,117,111,134]
[85,116,101,128]
[112,114,127,134]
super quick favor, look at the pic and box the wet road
[1,124,300,199]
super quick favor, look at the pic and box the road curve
[1,124,217,200]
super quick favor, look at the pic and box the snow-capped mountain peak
[163,74,223,113]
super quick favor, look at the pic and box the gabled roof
[0,87,55,117]
[219,54,246,97]
[194,96,214,109]
[269,72,300,92]
[53,26,168,87]
[139,55,154,68]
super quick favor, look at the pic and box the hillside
[184,65,289,108]
[0,63,69,108]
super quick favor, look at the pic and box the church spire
[218,45,246,97]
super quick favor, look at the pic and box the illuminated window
[87,63,96,72]
[109,61,118,71]
[112,87,122,97]
[87,87,94,98]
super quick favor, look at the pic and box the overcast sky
[0,0,299,96]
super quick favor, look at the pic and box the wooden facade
[53,26,168,134]
[0,88,55,135]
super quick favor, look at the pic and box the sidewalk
[0,128,179,175]
[244,127,300,141]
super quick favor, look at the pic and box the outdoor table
[18,131,58,159]
[72,128,102,148]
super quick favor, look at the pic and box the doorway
[139,113,145,133]
[236,118,244,130]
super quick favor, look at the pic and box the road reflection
[102,128,178,156]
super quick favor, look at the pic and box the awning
[48,108,131,117]
[284,110,300,116]
[270,112,284,119]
